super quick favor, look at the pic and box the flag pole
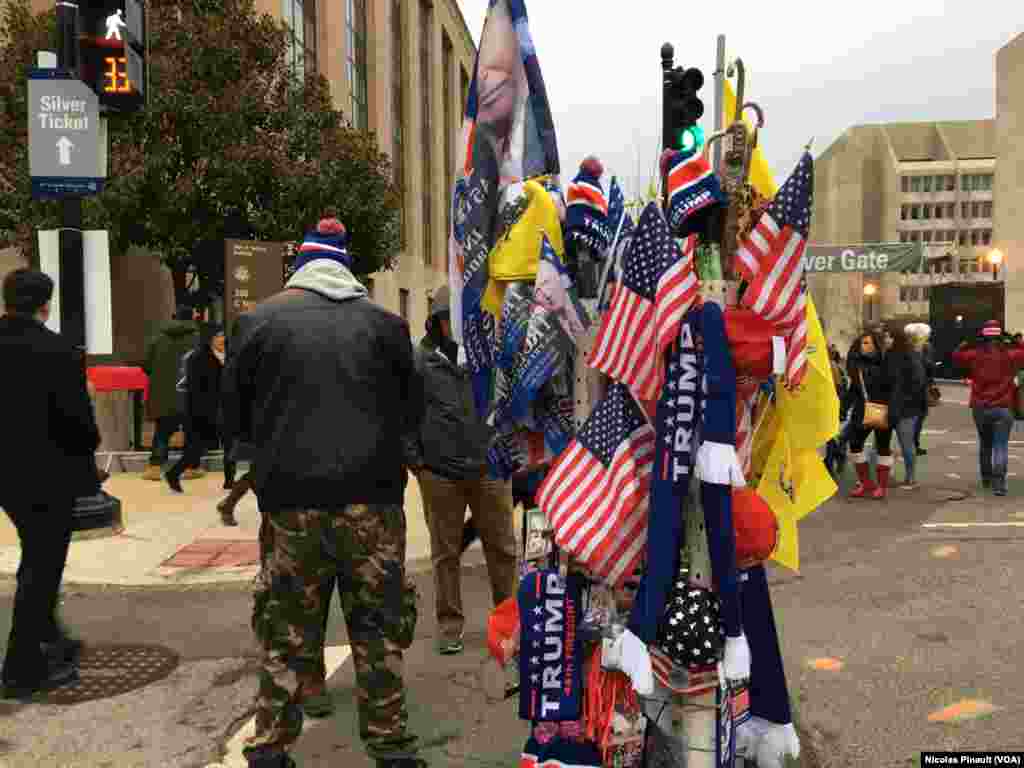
[713,34,726,174]
[595,184,630,312]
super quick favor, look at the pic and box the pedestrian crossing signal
[102,56,132,93]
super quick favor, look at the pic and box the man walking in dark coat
[224,215,426,768]
[141,306,203,480]
[0,269,99,698]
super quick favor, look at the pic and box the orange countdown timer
[103,56,132,94]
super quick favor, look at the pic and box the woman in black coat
[887,329,929,489]
[846,331,894,499]
[165,324,235,493]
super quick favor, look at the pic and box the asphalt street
[1,385,1022,767]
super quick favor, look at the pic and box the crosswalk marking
[210,645,353,768]
[922,522,1024,529]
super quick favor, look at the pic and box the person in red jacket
[952,320,1024,496]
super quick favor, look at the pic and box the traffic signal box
[665,66,704,155]
[78,0,146,112]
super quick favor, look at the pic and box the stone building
[810,120,1000,351]
[996,32,1024,335]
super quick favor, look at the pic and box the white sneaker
[755,722,800,768]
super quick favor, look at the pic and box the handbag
[858,371,889,430]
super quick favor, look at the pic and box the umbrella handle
[727,58,746,122]
[702,129,729,162]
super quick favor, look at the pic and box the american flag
[537,383,656,587]
[589,203,699,401]
[735,152,814,388]
[597,179,634,313]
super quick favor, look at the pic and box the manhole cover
[44,644,180,705]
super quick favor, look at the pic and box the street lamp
[988,248,1004,281]
[863,282,878,324]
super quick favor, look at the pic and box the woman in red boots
[846,331,895,498]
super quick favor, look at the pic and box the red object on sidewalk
[87,366,150,401]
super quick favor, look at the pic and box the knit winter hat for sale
[665,150,725,238]
[565,157,612,253]
[293,216,352,270]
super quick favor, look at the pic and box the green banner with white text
[803,243,926,273]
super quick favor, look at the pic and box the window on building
[972,202,980,218]
[391,0,404,246]
[346,0,368,130]
[899,232,908,243]
[961,202,970,219]
[923,204,931,220]
[911,205,920,220]
[959,231,967,245]
[923,176,932,193]
[910,176,922,193]
[443,32,454,266]
[399,288,409,319]
[982,230,992,246]
[945,175,955,191]
[460,66,470,115]
[981,201,992,218]
[923,231,932,243]
[420,0,433,267]
[283,0,317,78]
[970,231,979,245]
[910,232,920,242]
[900,205,908,221]
[946,203,956,218]
[961,175,970,192]
[980,174,993,191]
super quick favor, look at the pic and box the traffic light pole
[660,43,674,153]
[56,0,87,356]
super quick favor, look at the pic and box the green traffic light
[676,124,705,156]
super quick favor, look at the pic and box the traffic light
[665,66,704,155]
[78,0,146,112]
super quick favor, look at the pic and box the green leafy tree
[0,0,400,309]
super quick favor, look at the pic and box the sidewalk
[0,466,448,587]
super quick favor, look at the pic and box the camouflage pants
[244,503,419,761]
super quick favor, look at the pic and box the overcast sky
[456,1,1023,199]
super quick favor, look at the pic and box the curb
[0,545,464,590]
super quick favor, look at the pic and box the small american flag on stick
[537,382,656,587]
[735,152,814,388]
[588,202,699,401]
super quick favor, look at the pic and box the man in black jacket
[223,216,425,768]
[405,287,518,657]
[0,269,98,698]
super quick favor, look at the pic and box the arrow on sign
[56,136,74,166]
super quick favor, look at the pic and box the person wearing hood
[222,214,426,768]
[952,321,1024,496]
[142,306,204,481]
[164,323,235,495]
[405,286,518,657]
[846,331,894,498]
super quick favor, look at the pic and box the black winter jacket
[185,345,225,444]
[223,272,423,510]
[887,348,928,425]
[406,336,492,481]
[846,346,891,429]
[0,314,101,506]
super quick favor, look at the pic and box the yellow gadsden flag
[751,296,840,572]
[722,79,778,201]
[775,295,841,453]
